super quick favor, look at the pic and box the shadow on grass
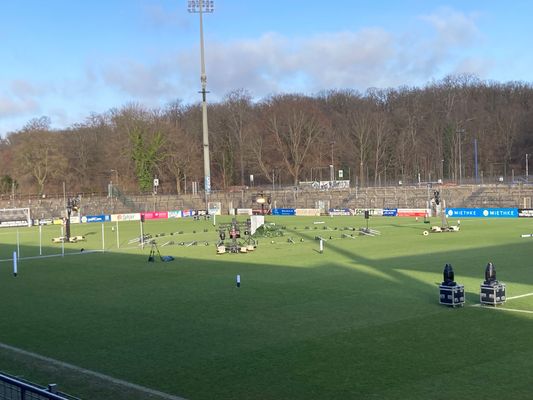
[0,219,533,400]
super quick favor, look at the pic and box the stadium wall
[0,184,532,219]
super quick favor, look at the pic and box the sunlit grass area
[1,216,533,399]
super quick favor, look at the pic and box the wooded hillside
[1,75,532,195]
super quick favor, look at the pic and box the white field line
[0,250,104,263]
[474,306,533,315]
[0,342,187,400]
[469,292,533,302]
[470,292,533,314]
[507,292,533,300]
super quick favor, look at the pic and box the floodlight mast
[188,0,214,209]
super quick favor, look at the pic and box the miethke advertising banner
[446,208,518,218]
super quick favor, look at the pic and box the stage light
[484,262,497,285]
[442,263,455,286]
[439,263,464,307]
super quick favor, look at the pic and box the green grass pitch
[1,216,533,399]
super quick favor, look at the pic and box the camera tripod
[147,240,175,262]
[148,241,162,262]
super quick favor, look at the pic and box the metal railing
[0,373,79,400]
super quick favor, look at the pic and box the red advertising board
[141,211,168,220]
[397,208,428,217]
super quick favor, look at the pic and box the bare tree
[13,117,67,195]
[262,95,327,185]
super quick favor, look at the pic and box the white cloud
[1,6,483,136]
[194,10,482,96]
[453,57,492,77]
[0,96,39,118]
[10,80,48,99]
[296,29,396,89]
[140,2,190,30]
[420,7,481,47]
[0,80,44,118]
[100,59,179,98]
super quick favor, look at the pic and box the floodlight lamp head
[188,0,214,13]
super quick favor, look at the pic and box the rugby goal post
[0,208,32,228]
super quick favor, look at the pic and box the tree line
[1,74,532,196]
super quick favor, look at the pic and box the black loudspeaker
[141,214,145,223]
[364,210,370,219]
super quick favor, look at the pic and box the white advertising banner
[295,209,321,216]
[111,213,141,222]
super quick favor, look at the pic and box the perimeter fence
[0,372,79,400]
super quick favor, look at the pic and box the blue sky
[1,0,533,135]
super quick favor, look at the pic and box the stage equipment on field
[216,218,257,254]
[147,240,174,262]
[439,263,465,307]
[480,262,506,305]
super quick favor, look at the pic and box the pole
[39,224,42,255]
[458,130,463,185]
[13,251,17,277]
[474,138,479,184]
[140,218,145,250]
[61,226,65,257]
[200,2,211,199]
[102,222,105,252]
[188,0,214,210]
[116,220,120,249]
[527,154,530,182]
[330,141,335,182]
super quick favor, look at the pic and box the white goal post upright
[39,224,42,256]
[116,220,120,249]
[61,226,65,257]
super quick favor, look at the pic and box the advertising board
[295,209,321,216]
[397,209,428,217]
[272,208,296,216]
[328,208,352,216]
[383,208,398,217]
[111,213,141,222]
[168,210,183,219]
[445,208,518,218]
[82,215,111,223]
[141,211,169,220]
[518,209,533,218]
